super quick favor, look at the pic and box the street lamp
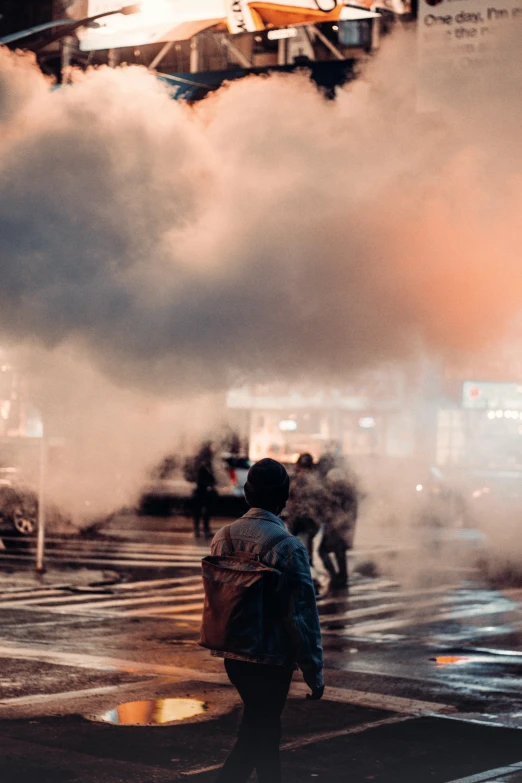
[120,4,142,14]
[0,5,142,50]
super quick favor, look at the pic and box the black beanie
[244,458,290,510]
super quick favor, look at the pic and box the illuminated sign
[79,0,347,50]
[267,27,298,40]
[279,419,298,431]
[462,381,522,410]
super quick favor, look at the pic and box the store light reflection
[99,698,207,725]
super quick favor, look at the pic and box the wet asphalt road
[1,512,522,781]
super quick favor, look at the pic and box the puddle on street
[434,655,472,666]
[94,698,208,725]
[432,649,522,669]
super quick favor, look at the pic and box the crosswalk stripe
[113,575,201,590]
[123,602,204,617]
[316,583,456,608]
[0,575,201,603]
[321,600,519,637]
[319,594,452,624]
[49,548,203,562]
[0,588,66,602]
[46,540,204,552]
[1,584,517,638]
[0,539,206,568]
[0,577,476,623]
[1,540,519,639]
[3,549,203,563]
[0,554,202,569]
[0,584,204,609]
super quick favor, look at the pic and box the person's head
[296,452,314,472]
[244,458,290,515]
[317,453,336,479]
[198,441,214,464]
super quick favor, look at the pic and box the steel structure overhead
[0,4,141,50]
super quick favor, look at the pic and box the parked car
[0,471,71,549]
[138,453,252,517]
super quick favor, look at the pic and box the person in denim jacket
[211,458,324,783]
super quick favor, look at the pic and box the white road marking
[32,544,199,555]
[0,678,159,707]
[444,761,522,783]
[0,642,454,716]
[281,714,412,749]
[0,538,206,569]
[0,583,203,609]
[316,583,456,607]
[319,594,454,623]
[123,602,204,617]
[0,555,202,568]
[322,599,520,637]
[179,716,415,778]
[114,576,202,590]
[0,588,66,602]
[0,568,518,640]
[1,535,519,641]
[291,681,453,714]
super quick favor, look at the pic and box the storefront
[227,371,413,464]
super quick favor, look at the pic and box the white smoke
[2,31,522,533]
[1,35,521,394]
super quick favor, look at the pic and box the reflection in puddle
[98,699,208,725]
[434,656,471,666]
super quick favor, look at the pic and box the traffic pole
[36,434,46,574]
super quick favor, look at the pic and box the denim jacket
[210,508,324,688]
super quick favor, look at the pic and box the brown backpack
[199,525,289,656]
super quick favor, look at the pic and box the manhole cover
[94,698,208,725]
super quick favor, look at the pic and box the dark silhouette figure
[208,458,324,783]
[286,453,324,568]
[192,444,216,539]
[319,468,358,590]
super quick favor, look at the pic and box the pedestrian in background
[201,458,324,783]
[318,467,358,591]
[192,442,216,539]
[286,452,325,570]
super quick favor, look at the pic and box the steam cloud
[1,33,521,395]
[2,31,522,535]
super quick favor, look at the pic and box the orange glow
[99,698,208,725]
[249,2,342,27]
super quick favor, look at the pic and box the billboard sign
[78,0,347,50]
[417,0,522,108]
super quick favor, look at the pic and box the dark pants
[193,489,214,537]
[216,659,293,783]
[318,537,348,588]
